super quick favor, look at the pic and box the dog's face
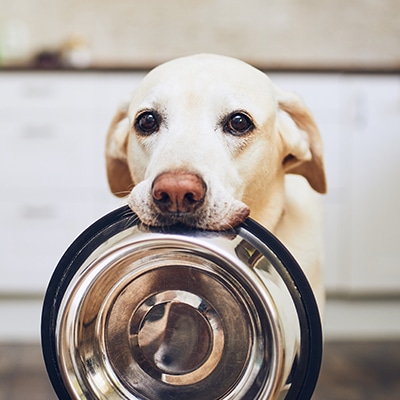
[106,54,326,230]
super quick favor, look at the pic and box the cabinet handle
[352,93,368,129]
[20,205,56,220]
[20,124,56,139]
[22,83,57,98]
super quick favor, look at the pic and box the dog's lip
[137,208,250,232]
[144,212,209,229]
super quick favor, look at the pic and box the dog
[105,54,327,312]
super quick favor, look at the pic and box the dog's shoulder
[276,174,324,253]
[282,174,323,224]
[274,175,325,305]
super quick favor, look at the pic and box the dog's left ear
[275,86,327,194]
[105,103,134,197]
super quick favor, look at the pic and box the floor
[0,341,399,399]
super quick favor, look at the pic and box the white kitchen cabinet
[0,72,145,293]
[345,76,400,293]
[1,71,399,297]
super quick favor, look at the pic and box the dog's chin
[161,214,206,228]
[135,214,237,232]
[130,207,250,232]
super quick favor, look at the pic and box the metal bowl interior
[41,206,322,400]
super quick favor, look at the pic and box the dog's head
[105,54,326,230]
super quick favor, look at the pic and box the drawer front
[0,119,101,189]
[0,190,102,292]
[0,74,98,109]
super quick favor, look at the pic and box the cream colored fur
[105,54,327,312]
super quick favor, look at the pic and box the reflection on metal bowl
[41,206,322,400]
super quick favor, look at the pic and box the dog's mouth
[129,200,250,232]
[151,212,205,230]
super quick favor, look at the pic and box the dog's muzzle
[127,171,250,230]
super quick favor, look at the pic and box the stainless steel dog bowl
[41,206,322,400]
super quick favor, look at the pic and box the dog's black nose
[152,171,206,214]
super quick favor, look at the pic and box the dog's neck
[246,179,286,233]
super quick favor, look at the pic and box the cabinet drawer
[0,119,99,188]
[0,191,100,292]
[0,74,99,109]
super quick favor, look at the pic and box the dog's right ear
[105,103,134,197]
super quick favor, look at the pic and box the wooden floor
[314,341,400,400]
[0,341,399,399]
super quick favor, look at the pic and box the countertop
[1,62,400,74]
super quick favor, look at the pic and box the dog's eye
[225,113,254,135]
[135,111,159,134]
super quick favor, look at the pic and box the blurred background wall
[1,0,399,69]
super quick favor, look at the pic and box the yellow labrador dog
[105,54,327,311]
